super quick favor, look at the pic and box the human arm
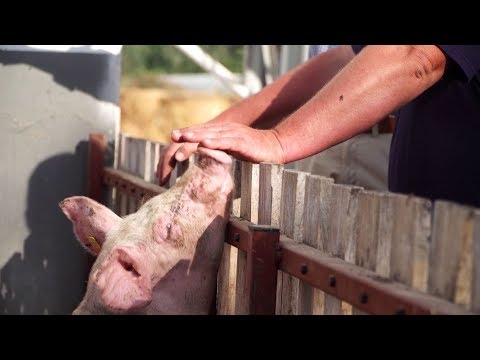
[157,45,355,184]
[175,45,447,164]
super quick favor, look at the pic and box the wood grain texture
[428,201,475,308]
[278,169,307,315]
[298,175,334,315]
[326,184,363,315]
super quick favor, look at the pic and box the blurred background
[120,45,244,143]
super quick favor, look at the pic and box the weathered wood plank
[217,158,242,315]
[278,169,307,315]
[428,201,475,308]
[149,141,160,184]
[143,140,152,182]
[352,190,383,315]
[234,162,259,314]
[217,242,237,315]
[325,184,363,315]
[127,137,140,213]
[388,195,432,291]
[232,159,242,218]
[258,163,284,314]
[298,175,334,315]
[116,134,128,216]
[258,163,284,227]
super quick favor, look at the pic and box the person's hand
[171,122,285,164]
[156,142,199,186]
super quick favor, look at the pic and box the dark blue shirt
[352,45,480,207]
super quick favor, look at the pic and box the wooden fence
[88,133,480,315]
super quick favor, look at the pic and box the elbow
[408,45,447,83]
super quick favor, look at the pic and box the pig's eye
[120,260,141,277]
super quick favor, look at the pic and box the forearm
[274,45,447,163]
[209,45,355,129]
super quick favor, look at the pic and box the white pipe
[174,45,251,98]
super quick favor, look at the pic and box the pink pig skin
[60,148,234,314]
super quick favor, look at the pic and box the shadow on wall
[0,142,92,315]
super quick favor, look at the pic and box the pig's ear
[59,196,121,256]
[94,247,152,311]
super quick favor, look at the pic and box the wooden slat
[278,169,307,315]
[149,141,160,184]
[232,159,242,218]
[217,241,233,315]
[258,163,284,315]
[428,201,475,308]
[217,158,242,315]
[143,140,152,182]
[258,163,284,227]
[388,195,432,291]
[324,184,362,315]
[298,175,334,315]
[136,138,148,210]
[116,134,128,216]
[352,190,383,315]
[234,161,259,314]
[127,137,140,213]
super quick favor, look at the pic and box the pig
[59,147,234,314]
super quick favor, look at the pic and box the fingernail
[172,129,181,139]
[175,152,185,162]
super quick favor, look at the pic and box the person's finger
[180,130,225,143]
[172,124,228,142]
[199,137,253,161]
[158,144,180,185]
[174,142,199,162]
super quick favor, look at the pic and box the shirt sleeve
[351,45,480,81]
[351,45,365,54]
[437,45,480,81]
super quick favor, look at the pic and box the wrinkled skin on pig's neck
[153,156,233,255]
[77,154,233,315]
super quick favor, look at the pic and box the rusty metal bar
[87,133,106,202]
[225,219,473,315]
[103,167,167,202]
[278,238,472,315]
[246,225,279,315]
[225,218,250,252]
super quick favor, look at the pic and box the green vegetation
[121,45,244,77]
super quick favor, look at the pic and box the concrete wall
[0,46,121,314]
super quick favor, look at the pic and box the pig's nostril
[120,260,141,277]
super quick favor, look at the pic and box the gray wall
[0,49,120,314]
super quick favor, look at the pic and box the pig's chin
[72,303,150,315]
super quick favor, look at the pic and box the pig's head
[59,196,153,314]
[60,148,234,315]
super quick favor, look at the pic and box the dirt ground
[120,86,240,144]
